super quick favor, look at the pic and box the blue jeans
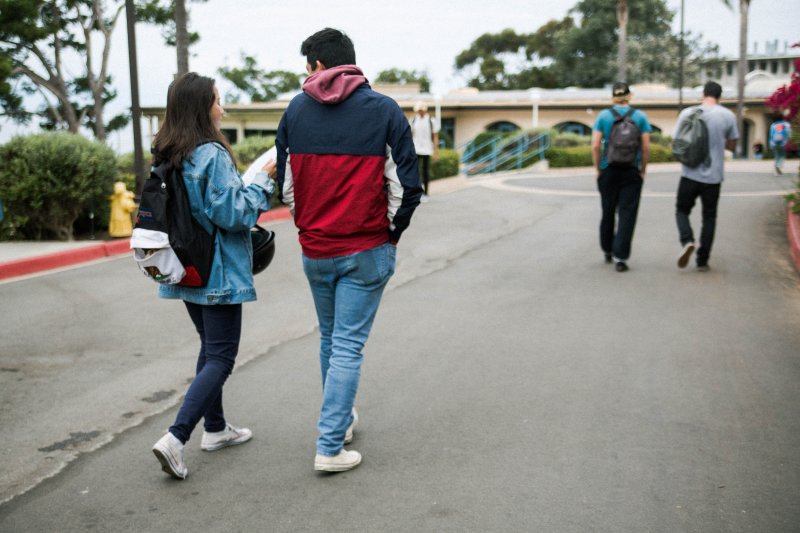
[302,243,396,456]
[597,166,643,261]
[774,145,787,170]
[169,302,242,443]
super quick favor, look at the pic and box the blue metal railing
[460,130,551,176]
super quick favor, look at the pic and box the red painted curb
[258,206,292,224]
[0,207,291,281]
[0,239,131,281]
[787,205,800,275]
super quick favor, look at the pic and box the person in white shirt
[410,101,439,201]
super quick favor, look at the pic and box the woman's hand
[261,159,277,178]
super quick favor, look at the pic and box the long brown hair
[152,72,236,168]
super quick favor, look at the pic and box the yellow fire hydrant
[109,181,137,237]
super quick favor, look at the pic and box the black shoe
[615,261,629,272]
[604,253,613,264]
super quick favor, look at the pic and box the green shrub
[650,131,672,147]
[233,135,276,165]
[0,133,117,241]
[551,131,591,148]
[430,149,460,179]
[545,145,594,167]
[649,144,674,163]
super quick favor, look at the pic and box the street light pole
[125,0,145,198]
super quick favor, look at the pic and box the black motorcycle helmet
[251,225,276,275]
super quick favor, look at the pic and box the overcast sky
[2,0,799,152]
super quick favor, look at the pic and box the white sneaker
[344,408,358,445]
[314,449,362,472]
[420,194,430,203]
[677,242,695,268]
[152,432,187,479]
[200,423,252,451]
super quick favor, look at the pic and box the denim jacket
[158,142,273,305]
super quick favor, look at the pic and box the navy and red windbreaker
[275,65,422,259]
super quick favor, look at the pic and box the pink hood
[303,65,368,104]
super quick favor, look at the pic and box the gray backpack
[606,108,641,166]
[672,108,710,167]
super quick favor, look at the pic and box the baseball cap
[612,82,630,97]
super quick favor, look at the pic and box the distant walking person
[769,114,792,176]
[149,73,276,479]
[674,81,738,272]
[591,82,652,272]
[276,28,422,472]
[410,101,439,201]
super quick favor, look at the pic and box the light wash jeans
[773,145,787,170]
[302,243,396,456]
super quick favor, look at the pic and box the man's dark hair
[703,81,723,99]
[301,28,355,69]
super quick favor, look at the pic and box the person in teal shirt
[591,82,652,272]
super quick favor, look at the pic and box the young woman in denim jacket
[151,72,276,480]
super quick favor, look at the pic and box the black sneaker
[604,253,613,264]
[615,261,629,272]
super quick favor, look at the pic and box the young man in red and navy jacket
[275,28,422,473]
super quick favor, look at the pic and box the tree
[133,0,207,76]
[627,30,721,88]
[175,0,189,75]
[555,0,673,87]
[0,1,198,140]
[617,0,629,81]
[454,21,572,90]
[217,54,302,103]
[375,69,431,93]
[0,1,134,140]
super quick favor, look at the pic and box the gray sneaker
[152,432,187,479]
[201,423,252,451]
[314,449,362,472]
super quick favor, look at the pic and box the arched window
[486,121,520,133]
[554,121,592,136]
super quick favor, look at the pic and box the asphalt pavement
[1,161,799,532]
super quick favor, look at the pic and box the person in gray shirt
[674,81,738,271]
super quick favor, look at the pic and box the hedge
[430,149,460,180]
[0,133,117,241]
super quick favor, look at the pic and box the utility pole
[678,0,685,110]
[125,0,145,197]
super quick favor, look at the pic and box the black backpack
[606,108,641,166]
[131,156,216,287]
[672,108,710,168]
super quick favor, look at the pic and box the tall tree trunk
[175,0,189,75]
[736,0,749,157]
[617,0,629,82]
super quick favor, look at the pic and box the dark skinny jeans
[597,166,643,261]
[675,177,721,266]
[169,302,242,443]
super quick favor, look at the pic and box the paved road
[1,161,799,532]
